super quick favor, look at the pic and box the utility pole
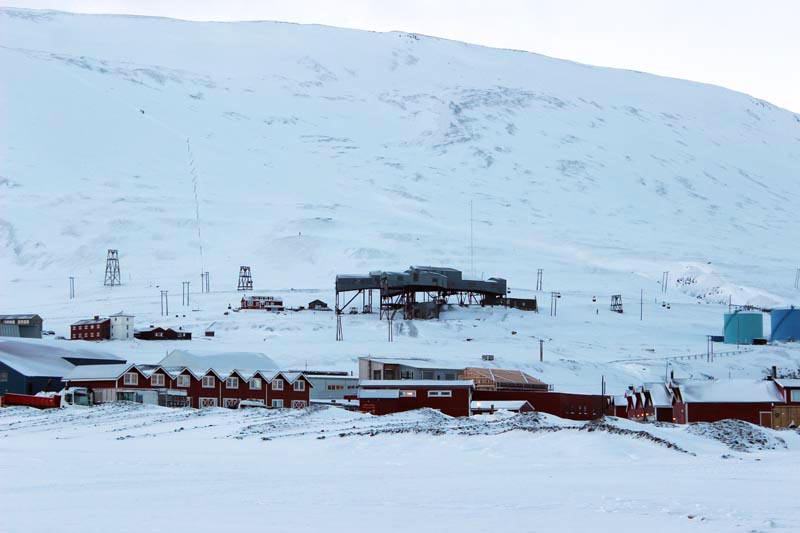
[795,268,800,289]
[69,276,75,299]
[640,289,643,321]
[182,281,190,306]
[539,339,544,362]
[661,271,669,293]
[550,291,561,316]
[160,290,169,316]
[536,269,543,291]
[201,271,210,293]
[388,317,394,342]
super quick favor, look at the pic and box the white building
[109,311,134,340]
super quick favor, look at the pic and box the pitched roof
[71,317,110,326]
[676,379,784,403]
[0,344,75,377]
[158,350,278,373]
[464,367,547,386]
[0,314,41,320]
[775,379,800,388]
[0,339,124,377]
[471,400,533,411]
[110,311,134,317]
[61,363,136,381]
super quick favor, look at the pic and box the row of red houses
[62,363,312,409]
[613,377,800,428]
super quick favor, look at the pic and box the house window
[422,371,434,380]
[151,374,165,387]
[427,390,452,397]
[791,390,800,402]
[272,379,284,391]
[271,399,284,408]
[250,378,262,390]
[123,372,138,386]
[372,370,381,380]
[202,376,215,388]
[0,371,7,382]
[400,371,414,379]
[226,377,239,389]
[294,381,305,392]
[400,390,416,397]
[177,375,191,388]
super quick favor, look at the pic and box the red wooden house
[240,296,285,312]
[473,389,612,420]
[70,316,111,341]
[62,364,311,410]
[670,379,784,426]
[134,326,191,341]
[358,380,474,417]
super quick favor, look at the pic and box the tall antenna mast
[104,249,121,286]
[470,200,474,277]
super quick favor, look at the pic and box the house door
[199,397,218,408]
[759,411,773,428]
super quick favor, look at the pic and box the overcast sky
[7,0,800,112]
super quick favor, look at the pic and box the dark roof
[71,317,110,326]
[0,314,42,321]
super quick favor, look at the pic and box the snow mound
[687,419,787,452]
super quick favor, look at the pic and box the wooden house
[670,379,784,426]
[358,380,474,417]
[134,326,191,341]
[71,316,111,341]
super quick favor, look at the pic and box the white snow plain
[1,404,799,532]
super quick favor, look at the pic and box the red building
[61,364,311,409]
[472,390,612,420]
[240,296,285,312]
[358,380,474,417]
[670,379,784,426]
[70,316,111,341]
[134,326,192,341]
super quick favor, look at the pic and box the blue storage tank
[770,307,800,342]
[723,311,763,344]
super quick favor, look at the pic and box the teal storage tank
[723,312,763,344]
[771,307,800,342]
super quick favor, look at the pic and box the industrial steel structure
[335,266,507,321]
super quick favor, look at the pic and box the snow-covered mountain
[2,8,799,306]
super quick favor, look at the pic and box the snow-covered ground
[2,8,800,530]
[2,403,799,532]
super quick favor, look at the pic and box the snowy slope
[2,8,800,393]
[1,7,799,304]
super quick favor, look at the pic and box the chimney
[94,315,99,320]
[772,366,778,379]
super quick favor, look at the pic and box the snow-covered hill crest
[1,7,799,303]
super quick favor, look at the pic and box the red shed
[472,389,611,420]
[358,380,474,417]
[670,379,783,426]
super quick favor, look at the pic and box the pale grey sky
[6,0,800,112]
